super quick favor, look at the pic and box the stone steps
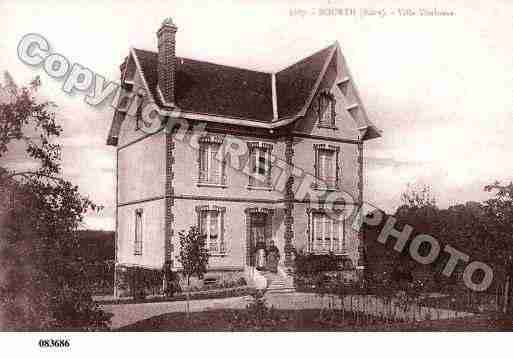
[263,271,295,294]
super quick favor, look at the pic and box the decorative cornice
[247,141,274,150]
[243,207,275,215]
[117,195,358,208]
[195,205,227,213]
[313,143,340,152]
[199,134,225,144]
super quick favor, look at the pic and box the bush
[125,267,163,299]
[294,252,354,275]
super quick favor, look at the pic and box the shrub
[294,252,354,275]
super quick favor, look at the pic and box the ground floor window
[197,206,226,255]
[134,208,143,255]
[308,210,346,254]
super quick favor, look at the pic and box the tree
[177,226,209,317]
[0,72,110,330]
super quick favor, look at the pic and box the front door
[248,213,270,267]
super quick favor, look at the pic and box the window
[314,144,340,189]
[248,142,273,188]
[134,208,143,255]
[8,189,15,210]
[197,206,226,255]
[317,90,336,128]
[198,135,226,186]
[308,211,346,254]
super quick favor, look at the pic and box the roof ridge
[275,42,336,74]
[133,44,337,76]
[133,47,272,75]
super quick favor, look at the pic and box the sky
[1,0,513,230]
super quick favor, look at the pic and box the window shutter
[326,152,334,187]
[220,211,226,253]
[199,144,208,182]
[134,209,143,255]
[249,147,256,187]
[198,211,207,236]
[266,149,272,186]
[210,144,220,184]
[209,211,219,252]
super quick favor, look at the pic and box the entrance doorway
[245,209,273,267]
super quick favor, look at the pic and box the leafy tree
[0,72,110,330]
[177,226,209,316]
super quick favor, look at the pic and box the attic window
[337,79,349,97]
[347,104,359,120]
[317,90,336,129]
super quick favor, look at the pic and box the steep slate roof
[134,48,274,122]
[132,44,335,122]
[275,45,334,119]
[107,42,381,145]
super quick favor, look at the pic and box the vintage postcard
[0,0,511,356]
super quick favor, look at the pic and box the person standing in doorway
[267,240,280,273]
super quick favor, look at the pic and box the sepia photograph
[1,0,513,355]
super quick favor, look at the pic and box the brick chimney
[157,17,178,107]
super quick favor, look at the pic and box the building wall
[292,202,360,265]
[117,199,166,269]
[171,130,287,201]
[169,130,288,269]
[286,56,364,267]
[116,104,166,268]
[290,137,360,202]
[118,132,166,204]
[171,198,286,269]
[114,51,366,272]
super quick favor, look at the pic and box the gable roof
[275,45,335,119]
[107,42,381,144]
[134,48,274,122]
[132,44,336,123]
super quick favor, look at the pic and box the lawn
[119,309,368,331]
[118,308,513,331]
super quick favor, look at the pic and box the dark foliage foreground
[119,308,513,332]
[0,74,111,330]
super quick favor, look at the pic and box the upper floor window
[197,206,226,255]
[8,189,15,210]
[307,210,346,254]
[134,208,143,255]
[198,135,226,186]
[317,90,336,128]
[314,144,340,189]
[248,142,273,189]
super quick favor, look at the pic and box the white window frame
[196,206,227,255]
[317,90,337,128]
[307,210,346,254]
[198,135,226,186]
[248,142,273,188]
[313,144,340,190]
[134,208,143,255]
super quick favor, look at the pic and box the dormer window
[317,90,336,128]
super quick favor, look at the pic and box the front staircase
[263,271,295,294]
